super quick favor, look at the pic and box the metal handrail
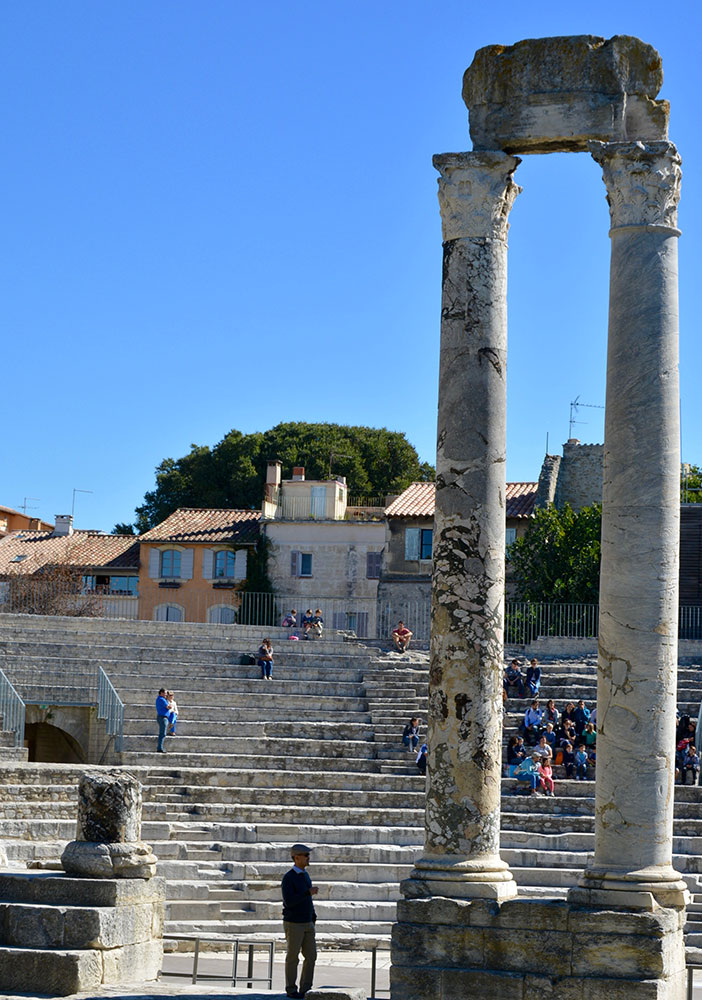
[0,667,26,747]
[97,666,124,752]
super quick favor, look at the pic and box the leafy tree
[112,523,136,535]
[132,422,434,532]
[682,464,702,503]
[509,503,602,604]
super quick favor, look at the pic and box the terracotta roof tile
[385,482,537,519]
[0,531,140,576]
[139,508,261,545]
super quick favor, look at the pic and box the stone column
[576,140,687,908]
[403,151,520,901]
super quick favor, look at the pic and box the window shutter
[180,549,194,580]
[202,549,214,580]
[291,551,299,577]
[149,549,160,579]
[367,552,382,578]
[405,528,421,560]
[234,549,247,580]
[333,612,347,630]
[356,612,369,638]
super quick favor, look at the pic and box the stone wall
[536,441,604,513]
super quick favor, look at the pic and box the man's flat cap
[290,843,313,856]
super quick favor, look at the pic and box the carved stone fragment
[463,35,669,153]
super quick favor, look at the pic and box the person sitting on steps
[402,717,421,753]
[392,621,413,653]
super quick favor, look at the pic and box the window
[110,576,138,595]
[366,551,382,579]
[10,554,29,563]
[161,549,181,578]
[155,604,183,622]
[214,550,236,578]
[420,529,433,561]
[208,605,237,624]
[291,551,313,577]
[506,528,517,546]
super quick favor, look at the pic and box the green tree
[112,523,136,535]
[682,465,702,503]
[510,503,602,604]
[132,422,433,532]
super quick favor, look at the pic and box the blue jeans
[167,710,177,734]
[402,735,419,750]
[157,715,168,752]
[517,773,538,790]
[259,658,273,678]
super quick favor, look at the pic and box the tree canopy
[125,422,434,533]
[509,502,602,605]
[682,464,702,503]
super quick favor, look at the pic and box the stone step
[120,736,378,760]
[128,705,371,723]
[123,720,376,738]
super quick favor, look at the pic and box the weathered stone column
[403,151,520,901]
[575,140,687,908]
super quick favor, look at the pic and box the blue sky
[3,1,700,531]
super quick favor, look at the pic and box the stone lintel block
[0,946,103,996]
[524,973,583,1000]
[0,872,165,907]
[441,968,525,999]
[483,928,572,977]
[462,35,669,153]
[390,964,444,1000]
[570,930,669,980]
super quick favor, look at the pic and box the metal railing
[504,602,600,646]
[98,666,124,752]
[0,667,25,747]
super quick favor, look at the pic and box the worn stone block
[441,967,524,999]
[5,903,64,948]
[0,872,165,907]
[567,905,679,937]
[100,937,162,984]
[462,35,668,153]
[524,974,584,1000]
[396,896,473,927]
[62,902,157,949]
[393,921,483,968]
[0,946,103,996]
[75,769,142,842]
[391,963,442,1000]
[483,928,572,977]
[471,897,569,930]
[571,930,674,979]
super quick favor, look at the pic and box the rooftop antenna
[569,396,605,438]
[71,488,93,518]
[18,497,40,514]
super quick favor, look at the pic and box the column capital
[432,151,521,242]
[589,140,682,231]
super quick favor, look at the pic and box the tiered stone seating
[0,614,700,952]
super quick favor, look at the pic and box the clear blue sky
[3,1,700,531]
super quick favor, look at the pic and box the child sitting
[682,744,700,786]
[574,744,589,780]
[584,722,597,749]
[539,758,555,796]
[562,741,575,779]
[543,723,557,752]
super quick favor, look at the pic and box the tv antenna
[71,488,93,518]
[569,396,605,438]
[18,496,40,514]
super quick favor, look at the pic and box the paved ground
[3,949,390,999]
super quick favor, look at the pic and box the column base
[402,853,518,901]
[572,864,690,909]
[391,895,687,1000]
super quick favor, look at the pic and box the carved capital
[589,140,682,230]
[433,151,522,241]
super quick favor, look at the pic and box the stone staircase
[0,614,701,953]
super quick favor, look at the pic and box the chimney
[53,514,74,537]
[266,460,282,488]
[28,518,40,529]
[292,467,305,481]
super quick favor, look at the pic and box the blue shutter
[202,549,214,579]
[234,549,247,580]
[148,549,160,579]
[291,551,299,577]
[405,528,421,560]
[180,549,194,580]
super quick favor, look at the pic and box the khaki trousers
[284,920,316,994]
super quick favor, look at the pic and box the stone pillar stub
[403,151,520,902]
[61,770,158,879]
[571,140,687,910]
[463,35,669,154]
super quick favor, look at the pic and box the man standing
[155,688,169,753]
[281,843,318,999]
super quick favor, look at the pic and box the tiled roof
[0,531,140,576]
[385,481,537,520]
[139,508,261,545]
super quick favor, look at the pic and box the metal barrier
[98,666,124,752]
[161,934,274,987]
[0,668,25,747]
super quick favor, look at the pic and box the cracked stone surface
[406,153,519,899]
[579,140,686,899]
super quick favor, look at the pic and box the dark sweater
[281,868,316,923]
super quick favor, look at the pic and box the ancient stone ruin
[0,769,164,996]
[391,35,686,999]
